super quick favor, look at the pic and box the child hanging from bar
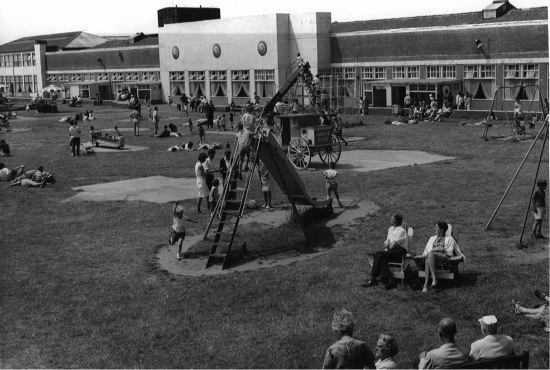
[170,200,198,260]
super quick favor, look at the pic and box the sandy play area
[157,198,380,276]
[64,149,454,204]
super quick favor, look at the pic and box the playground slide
[257,131,332,209]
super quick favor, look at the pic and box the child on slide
[323,162,343,207]
[170,200,198,260]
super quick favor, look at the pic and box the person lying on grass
[170,200,198,261]
[0,163,25,181]
[418,221,465,293]
[167,142,195,152]
[512,289,549,332]
[363,214,408,290]
[322,309,375,369]
[10,166,55,187]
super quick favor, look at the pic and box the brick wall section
[331,24,548,63]
[46,48,159,71]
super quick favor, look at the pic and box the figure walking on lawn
[532,179,547,239]
[198,123,206,145]
[170,200,197,260]
[152,106,160,136]
[323,162,343,207]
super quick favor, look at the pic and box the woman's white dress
[195,161,208,198]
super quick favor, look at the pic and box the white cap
[479,315,497,325]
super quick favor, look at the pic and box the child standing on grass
[258,161,273,208]
[229,111,234,130]
[188,117,193,134]
[152,106,159,136]
[323,162,343,207]
[532,179,547,239]
[170,200,198,260]
[209,178,220,215]
[198,123,206,144]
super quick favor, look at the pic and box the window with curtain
[210,70,227,97]
[463,65,495,100]
[14,76,23,94]
[231,70,250,98]
[503,64,539,100]
[170,71,185,96]
[24,75,32,93]
[254,69,275,98]
[189,71,206,97]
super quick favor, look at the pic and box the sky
[0,0,548,45]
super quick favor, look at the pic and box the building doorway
[372,86,386,107]
[391,85,407,106]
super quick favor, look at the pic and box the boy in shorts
[235,123,251,180]
[532,179,547,239]
[323,162,343,207]
[170,200,198,260]
[209,178,220,215]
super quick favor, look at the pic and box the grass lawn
[0,103,548,368]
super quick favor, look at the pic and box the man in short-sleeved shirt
[469,316,515,361]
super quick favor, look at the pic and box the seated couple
[363,217,465,292]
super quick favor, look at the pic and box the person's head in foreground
[331,309,355,339]
[479,315,498,336]
[438,317,457,343]
[375,334,398,361]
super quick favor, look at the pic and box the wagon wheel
[288,137,311,169]
[318,135,341,165]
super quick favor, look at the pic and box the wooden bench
[366,226,414,283]
[448,351,529,369]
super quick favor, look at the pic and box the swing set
[482,84,547,141]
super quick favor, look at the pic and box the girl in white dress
[195,152,209,213]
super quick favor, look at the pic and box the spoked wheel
[288,137,311,169]
[318,135,341,165]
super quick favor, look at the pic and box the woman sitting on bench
[420,221,465,293]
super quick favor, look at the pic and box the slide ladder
[204,136,262,269]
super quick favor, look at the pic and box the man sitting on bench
[363,214,408,290]
[469,315,515,361]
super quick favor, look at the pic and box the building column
[184,71,190,97]
[249,68,255,100]
[205,70,211,99]
[227,69,232,104]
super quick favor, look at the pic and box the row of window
[0,74,38,94]
[46,71,160,83]
[329,64,540,80]
[0,53,36,67]
[169,69,275,82]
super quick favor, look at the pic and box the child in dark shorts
[170,200,198,260]
[532,179,547,239]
